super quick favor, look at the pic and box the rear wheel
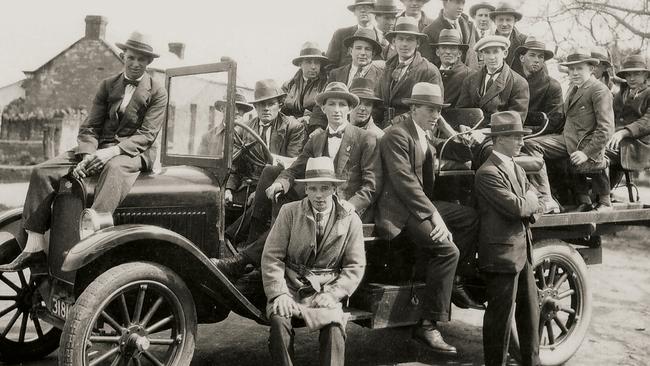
[59,262,197,366]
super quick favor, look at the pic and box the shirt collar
[311,200,334,217]
[413,121,427,140]
[398,54,416,66]
[358,23,374,30]
[328,122,348,134]
[493,150,514,165]
[443,15,458,25]
[124,72,145,82]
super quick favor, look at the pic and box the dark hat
[489,2,523,21]
[295,157,346,184]
[469,2,496,17]
[431,29,469,51]
[347,0,375,11]
[370,0,400,14]
[116,31,159,58]
[292,42,330,67]
[251,79,287,104]
[515,36,554,60]
[474,35,510,52]
[344,28,383,55]
[215,92,254,113]
[560,47,600,66]
[316,82,360,108]
[349,78,382,102]
[485,111,532,136]
[402,82,450,108]
[591,47,612,67]
[385,17,428,42]
[616,54,650,78]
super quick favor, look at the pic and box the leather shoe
[452,277,485,310]
[210,253,250,280]
[571,203,593,212]
[412,324,458,355]
[0,250,46,272]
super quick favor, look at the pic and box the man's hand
[265,182,284,201]
[570,151,589,166]
[72,154,93,179]
[85,146,122,173]
[312,292,338,308]
[607,129,630,151]
[224,189,234,205]
[429,211,453,244]
[271,294,299,318]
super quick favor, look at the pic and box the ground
[0,184,648,365]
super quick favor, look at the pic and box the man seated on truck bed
[0,31,167,272]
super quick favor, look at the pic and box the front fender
[62,224,264,322]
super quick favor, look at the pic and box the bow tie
[124,77,139,87]
[327,130,344,139]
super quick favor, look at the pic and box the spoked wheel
[60,262,196,366]
[510,241,592,366]
[232,121,273,168]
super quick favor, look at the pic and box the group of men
[2,1,649,366]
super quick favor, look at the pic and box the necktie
[316,212,324,243]
[391,62,407,84]
[327,130,344,139]
[123,77,139,87]
[353,66,363,79]
[566,85,579,105]
[484,71,497,95]
[260,122,271,145]
[480,30,485,39]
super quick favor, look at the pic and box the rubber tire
[509,241,593,366]
[58,262,197,366]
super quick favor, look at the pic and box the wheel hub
[120,326,150,357]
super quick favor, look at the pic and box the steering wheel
[232,121,274,168]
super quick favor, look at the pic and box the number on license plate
[52,297,71,319]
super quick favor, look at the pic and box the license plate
[52,296,72,320]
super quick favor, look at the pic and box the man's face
[300,59,322,80]
[393,34,419,59]
[520,50,546,75]
[350,40,375,67]
[254,98,281,123]
[494,15,516,35]
[473,8,492,31]
[375,14,397,33]
[351,99,374,125]
[568,63,594,85]
[481,46,507,71]
[402,0,425,16]
[122,49,153,79]
[494,134,524,157]
[322,98,351,130]
[306,182,335,212]
[436,45,462,67]
[443,0,465,20]
[625,71,649,90]
[592,64,606,79]
[411,104,442,131]
[354,5,373,26]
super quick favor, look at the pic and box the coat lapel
[312,130,328,157]
[269,116,288,154]
[390,53,421,100]
[480,66,508,106]
[335,125,356,173]
[567,79,590,111]
[405,119,425,186]
[120,73,152,127]
[490,154,523,196]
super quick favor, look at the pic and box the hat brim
[470,4,496,17]
[343,36,383,55]
[251,92,287,104]
[316,91,360,108]
[431,42,470,51]
[475,41,509,52]
[116,42,160,58]
[215,100,254,113]
[616,68,650,78]
[559,58,600,67]
[347,1,375,11]
[489,11,523,21]
[484,128,532,136]
[385,31,427,42]
[370,9,400,14]
[402,98,450,108]
[515,46,554,60]
[295,177,346,184]
[292,55,330,67]
[354,93,383,103]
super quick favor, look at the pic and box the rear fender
[62,224,264,321]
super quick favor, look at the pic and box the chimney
[85,15,108,40]
[168,42,185,59]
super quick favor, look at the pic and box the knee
[321,323,346,340]
[270,314,292,333]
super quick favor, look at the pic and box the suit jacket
[262,196,365,303]
[358,117,385,139]
[375,117,439,239]
[282,70,329,118]
[275,124,382,217]
[375,52,444,127]
[563,77,615,160]
[77,72,167,170]
[474,153,543,273]
[496,27,528,72]
[440,62,472,107]
[456,62,529,123]
[613,85,650,170]
[326,25,383,68]
[327,62,385,86]
[226,114,305,191]
[420,11,479,69]
[525,70,565,134]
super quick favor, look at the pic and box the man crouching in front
[261,156,366,366]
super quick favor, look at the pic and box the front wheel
[59,262,197,366]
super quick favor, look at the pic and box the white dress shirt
[413,121,429,155]
[119,73,145,113]
[312,201,334,232]
[327,123,347,158]
[347,64,370,86]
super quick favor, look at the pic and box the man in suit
[398,0,435,32]
[420,0,479,69]
[349,78,385,139]
[282,42,330,119]
[215,82,381,278]
[1,32,167,271]
[198,92,253,159]
[470,1,495,40]
[524,48,615,212]
[375,17,444,127]
[607,55,650,185]
[263,157,365,366]
[328,28,385,87]
[474,111,544,366]
[431,29,471,107]
[326,0,380,69]
[376,82,482,355]
[490,2,527,73]
[371,0,400,60]
[515,37,564,135]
